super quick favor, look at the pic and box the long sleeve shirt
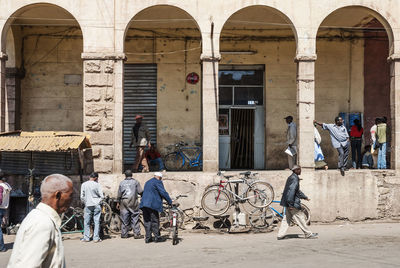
[322,123,349,148]
[8,203,65,268]
[80,180,104,207]
[286,122,297,146]
[117,178,143,210]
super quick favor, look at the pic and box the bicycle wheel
[249,207,275,229]
[60,207,77,232]
[172,226,178,245]
[301,204,311,225]
[201,189,230,216]
[164,152,184,171]
[246,181,274,208]
[101,201,112,225]
[159,209,170,230]
[107,212,122,234]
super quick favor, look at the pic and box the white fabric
[314,127,321,145]
[8,203,65,268]
[0,182,11,209]
[154,172,163,178]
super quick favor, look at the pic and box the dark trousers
[337,142,350,169]
[141,207,160,241]
[350,138,362,168]
[120,208,141,237]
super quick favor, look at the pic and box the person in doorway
[80,172,104,242]
[145,144,165,171]
[314,117,350,176]
[130,115,151,173]
[140,172,172,243]
[277,165,318,240]
[314,126,328,170]
[376,118,388,169]
[285,115,297,170]
[362,145,374,169]
[0,170,11,252]
[350,119,363,169]
[117,170,143,239]
[8,174,73,268]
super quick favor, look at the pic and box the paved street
[0,222,399,268]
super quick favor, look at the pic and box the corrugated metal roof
[0,131,91,152]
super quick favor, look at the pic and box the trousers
[351,138,362,168]
[141,207,160,241]
[120,207,141,237]
[336,142,350,169]
[83,205,101,241]
[133,146,149,172]
[378,142,387,169]
[277,207,312,238]
[0,209,5,250]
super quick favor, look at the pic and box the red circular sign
[186,72,199,84]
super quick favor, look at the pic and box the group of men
[285,115,388,176]
[3,170,173,267]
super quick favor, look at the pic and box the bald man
[8,174,73,268]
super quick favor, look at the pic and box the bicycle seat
[223,175,234,179]
[193,216,209,221]
[194,142,202,147]
[239,171,252,176]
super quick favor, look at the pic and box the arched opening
[123,5,202,171]
[316,6,393,169]
[3,4,83,132]
[219,6,297,170]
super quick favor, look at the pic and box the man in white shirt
[80,172,104,242]
[285,116,297,169]
[8,174,73,268]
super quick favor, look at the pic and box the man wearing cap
[285,115,297,169]
[117,169,143,239]
[277,165,318,240]
[139,172,172,243]
[130,115,151,173]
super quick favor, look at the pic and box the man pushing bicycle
[277,165,318,240]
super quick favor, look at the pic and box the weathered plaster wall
[17,26,83,131]
[125,29,202,155]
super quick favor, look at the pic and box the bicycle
[164,141,202,171]
[249,200,311,229]
[167,195,188,245]
[201,171,274,216]
[160,195,187,230]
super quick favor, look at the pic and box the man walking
[8,174,73,267]
[140,172,172,243]
[80,172,104,242]
[277,165,318,240]
[285,116,297,169]
[314,116,350,176]
[130,115,151,173]
[0,170,11,252]
[117,170,144,239]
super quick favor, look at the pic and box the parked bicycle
[201,171,274,216]
[160,195,187,230]
[164,142,202,171]
[249,200,311,229]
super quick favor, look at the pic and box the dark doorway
[230,109,254,169]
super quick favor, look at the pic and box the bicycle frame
[176,146,202,167]
[268,200,284,219]
[215,177,258,203]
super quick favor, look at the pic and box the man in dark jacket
[117,170,143,239]
[277,165,318,240]
[139,172,172,243]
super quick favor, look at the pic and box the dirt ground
[0,222,399,268]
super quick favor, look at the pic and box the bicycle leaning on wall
[164,142,202,171]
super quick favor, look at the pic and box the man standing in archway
[130,115,151,173]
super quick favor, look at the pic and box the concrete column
[388,54,400,170]
[5,67,22,131]
[82,52,126,174]
[201,54,220,172]
[0,52,7,132]
[295,54,317,169]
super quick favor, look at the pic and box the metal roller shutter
[123,64,157,167]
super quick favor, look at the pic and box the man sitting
[145,144,165,171]
[362,145,374,169]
